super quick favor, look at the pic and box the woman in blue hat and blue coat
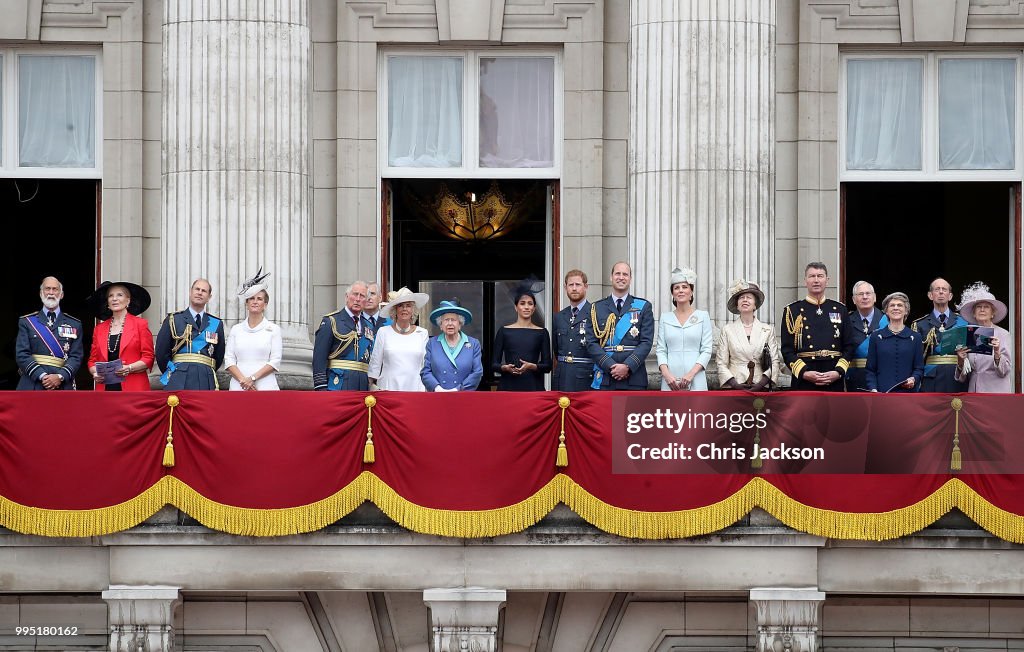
[421,300,484,391]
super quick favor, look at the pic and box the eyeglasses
[854,292,874,297]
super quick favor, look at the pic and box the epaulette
[20,312,36,319]
[324,309,342,317]
[206,312,220,320]
[61,313,82,324]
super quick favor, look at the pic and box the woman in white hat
[225,268,282,390]
[715,279,780,391]
[656,267,712,391]
[954,282,1012,393]
[368,286,430,391]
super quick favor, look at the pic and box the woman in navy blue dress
[492,279,552,391]
[866,292,924,393]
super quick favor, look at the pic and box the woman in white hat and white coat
[715,279,780,391]
[225,268,283,390]
[954,282,1012,393]
[368,286,430,391]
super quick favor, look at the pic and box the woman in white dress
[656,267,713,391]
[715,279,780,391]
[225,268,283,391]
[368,286,430,391]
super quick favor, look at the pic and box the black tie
[195,313,203,330]
[571,306,579,323]
[354,314,361,337]
[46,311,55,328]
[615,298,623,313]
[939,313,947,326]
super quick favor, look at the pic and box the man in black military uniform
[155,278,226,390]
[586,262,655,390]
[16,276,83,390]
[910,277,968,392]
[780,262,851,391]
[844,280,886,392]
[552,269,593,392]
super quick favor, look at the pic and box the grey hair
[346,280,368,295]
[881,291,911,315]
[39,277,63,292]
[851,280,874,296]
[440,312,466,326]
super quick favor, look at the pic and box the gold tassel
[163,395,180,468]
[950,397,962,471]
[750,397,764,469]
[556,396,570,467]
[363,395,377,464]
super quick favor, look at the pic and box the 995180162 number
[15,626,79,636]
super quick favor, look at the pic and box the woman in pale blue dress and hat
[421,299,484,391]
[656,267,713,391]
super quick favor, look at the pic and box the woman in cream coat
[716,279,781,391]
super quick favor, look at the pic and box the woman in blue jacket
[866,292,924,393]
[421,300,483,391]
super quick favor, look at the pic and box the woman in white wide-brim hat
[715,279,780,391]
[225,267,283,391]
[368,286,430,391]
[954,282,1012,393]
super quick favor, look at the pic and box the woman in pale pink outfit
[954,283,1012,393]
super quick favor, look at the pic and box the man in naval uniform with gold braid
[312,281,374,391]
[780,262,852,391]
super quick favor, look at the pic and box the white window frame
[0,45,103,179]
[840,50,1024,182]
[378,47,563,180]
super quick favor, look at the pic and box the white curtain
[939,58,1016,170]
[479,57,554,168]
[19,55,96,168]
[846,59,922,170]
[388,56,463,168]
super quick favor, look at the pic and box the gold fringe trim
[3,474,1024,542]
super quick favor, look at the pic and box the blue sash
[854,315,888,358]
[26,315,67,359]
[591,299,647,389]
[160,315,222,385]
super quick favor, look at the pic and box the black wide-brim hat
[87,281,152,320]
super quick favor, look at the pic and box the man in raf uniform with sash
[313,281,375,391]
[781,262,851,391]
[552,269,594,392]
[586,262,654,390]
[844,280,886,392]
[155,278,226,390]
[16,276,83,390]
[911,277,968,392]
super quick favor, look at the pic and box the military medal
[63,342,70,352]
[578,322,585,336]
[206,331,218,345]
[630,311,639,324]
[816,307,823,316]
[629,326,639,338]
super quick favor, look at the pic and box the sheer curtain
[19,55,96,167]
[479,57,554,168]
[939,58,1016,170]
[846,59,922,170]
[388,56,463,168]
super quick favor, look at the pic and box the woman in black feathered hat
[86,281,154,391]
[491,276,552,391]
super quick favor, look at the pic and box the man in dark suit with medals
[16,276,83,390]
[586,262,655,390]
[313,281,375,391]
[780,262,851,391]
[552,269,594,392]
[910,277,968,392]
[155,278,226,390]
[845,280,886,392]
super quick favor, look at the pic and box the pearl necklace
[394,323,414,334]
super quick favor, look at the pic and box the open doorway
[843,181,1019,388]
[388,179,552,390]
[0,179,98,389]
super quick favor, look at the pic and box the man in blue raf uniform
[313,281,375,391]
[552,269,594,392]
[155,278,226,390]
[844,280,886,392]
[16,276,83,390]
[911,277,968,393]
[781,262,852,391]
[586,262,655,390]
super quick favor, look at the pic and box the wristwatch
[249,375,256,383]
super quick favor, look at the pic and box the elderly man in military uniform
[781,262,852,391]
[155,278,226,390]
[585,262,655,390]
[844,280,886,392]
[552,269,594,392]
[911,277,968,392]
[313,281,375,391]
[16,276,83,390]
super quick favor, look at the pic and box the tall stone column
[750,588,826,652]
[628,1,775,325]
[424,588,506,652]
[102,585,181,652]
[162,1,312,384]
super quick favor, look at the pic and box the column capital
[424,588,506,652]
[750,588,825,652]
